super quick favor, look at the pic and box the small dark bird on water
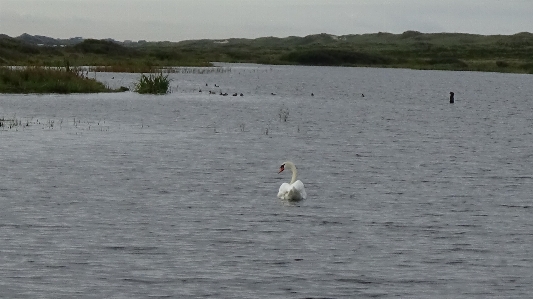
[362,93,365,97]
[450,92,455,104]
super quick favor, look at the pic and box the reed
[134,72,170,94]
[88,65,158,73]
[164,67,231,74]
[279,105,290,122]
[85,66,231,74]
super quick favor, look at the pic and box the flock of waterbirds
[197,82,320,98]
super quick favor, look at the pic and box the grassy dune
[160,31,533,73]
[1,31,532,75]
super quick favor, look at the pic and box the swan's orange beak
[278,164,285,173]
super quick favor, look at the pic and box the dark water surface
[1,65,532,298]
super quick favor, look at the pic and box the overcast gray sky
[1,0,532,41]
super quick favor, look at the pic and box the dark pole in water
[449,92,455,103]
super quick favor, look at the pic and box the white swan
[277,161,307,201]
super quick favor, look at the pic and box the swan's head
[278,163,286,174]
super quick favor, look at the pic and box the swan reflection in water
[277,161,307,202]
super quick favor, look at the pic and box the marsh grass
[0,66,117,93]
[0,117,20,129]
[278,105,290,122]
[89,65,159,73]
[164,67,231,74]
[0,116,114,132]
[87,65,231,74]
[134,72,170,94]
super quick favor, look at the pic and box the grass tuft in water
[279,105,290,122]
[134,72,170,94]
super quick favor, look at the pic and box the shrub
[73,39,132,55]
[519,62,533,74]
[401,30,423,39]
[281,49,390,66]
[496,60,509,67]
[426,57,468,68]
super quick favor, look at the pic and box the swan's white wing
[278,183,291,199]
[278,181,306,201]
[292,180,307,200]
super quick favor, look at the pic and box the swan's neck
[290,170,297,184]
[286,162,298,184]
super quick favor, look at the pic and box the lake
[1,64,532,298]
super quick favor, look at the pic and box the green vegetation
[1,31,533,74]
[280,49,390,66]
[0,66,119,93]
[0,36,211,72]
[134,72,170,94]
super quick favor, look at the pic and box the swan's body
[277,161,307,201]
